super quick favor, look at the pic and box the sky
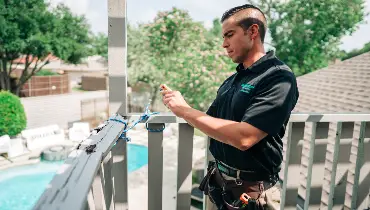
[48,0,370,52]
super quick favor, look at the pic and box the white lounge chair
[21,125,65,151]
[68,122,90,142]
[0,135,10,154]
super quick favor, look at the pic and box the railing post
[297,122,317,210]
[111,139,128,210]
[92,168,107,210]
[107,0,128,208]
[344,122,366,210]
[86,189,96,210]
[176,123,194,210]
[203,137,212,210]
[148,123,164,210]
[108,0,127,116]
[320,122,342,210]
[367,188,370,209]
[280,122,293,209]
[102,152,115,210]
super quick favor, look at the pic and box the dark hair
[221,4,267,43]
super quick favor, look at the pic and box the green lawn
[72,86,86,92]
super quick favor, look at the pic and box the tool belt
[216,161,279,183]
[199,161,278,210]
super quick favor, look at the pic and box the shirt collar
[236,50,276,73]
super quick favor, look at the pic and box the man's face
[222,17,253,63]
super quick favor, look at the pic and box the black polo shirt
[206,50,299,176]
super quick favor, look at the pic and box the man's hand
[161,90,191,118]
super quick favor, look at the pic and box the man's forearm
[181,107,255,150]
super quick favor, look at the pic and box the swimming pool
[0,143,148,210]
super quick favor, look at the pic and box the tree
[90,32,108,60]
[0,0,92,96]
[208,18,222,38]
[248,0,366,75]
[128,8,235,111]
[340,41,370,60]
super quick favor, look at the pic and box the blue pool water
[0,143,148,210]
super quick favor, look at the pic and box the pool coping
[0,157,40,171]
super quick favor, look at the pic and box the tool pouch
[245,198,264,210]
[199,161,226,209]
[198,161,216,193]
[199,161,264,210]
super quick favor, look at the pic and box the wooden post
[29,79,32,97]
[280,122,293,209]
[108,1,129,208]
[344,122,366,210]
[148,123,164,210]
[320,122,342,210]
[102,152,114,210]
[176,123,194,210]
[111,139,128,210]
[91,168,107,210]
[297,122,317,210]
[108,0,127,116]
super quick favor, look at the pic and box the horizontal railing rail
[32,114,127,210]
[32,113,370,210]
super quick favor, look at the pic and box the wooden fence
[21,74,69,97]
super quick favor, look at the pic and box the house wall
[63,70,108,88]
[20,90,108,130]
[81,75,107,91]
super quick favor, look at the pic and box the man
[162,4,299,210]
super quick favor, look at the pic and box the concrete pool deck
[0,141,76,170]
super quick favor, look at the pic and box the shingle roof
[293,52,370,113]
[12,54,59,64]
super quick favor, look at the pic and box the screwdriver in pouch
[234,193,250,207]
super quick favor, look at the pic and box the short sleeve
[206,99,218,116]
[242,70,298,135]
[206,76,233,117]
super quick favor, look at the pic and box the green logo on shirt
[241,83,255,93]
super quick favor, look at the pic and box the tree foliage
[249,0,366,75]
[90,32,108,60]
[0,0,92,95]
[127,8,235,111]
[340,41,370,60]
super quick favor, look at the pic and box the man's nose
[222,39,229,48]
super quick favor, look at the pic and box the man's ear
[250,24,259,40]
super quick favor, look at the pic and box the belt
[214,160,279,183]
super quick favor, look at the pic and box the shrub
[0,91,27,136]
[35,69,59,76]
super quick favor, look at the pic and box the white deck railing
[31,113,370,210]
[281,114,370,210]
